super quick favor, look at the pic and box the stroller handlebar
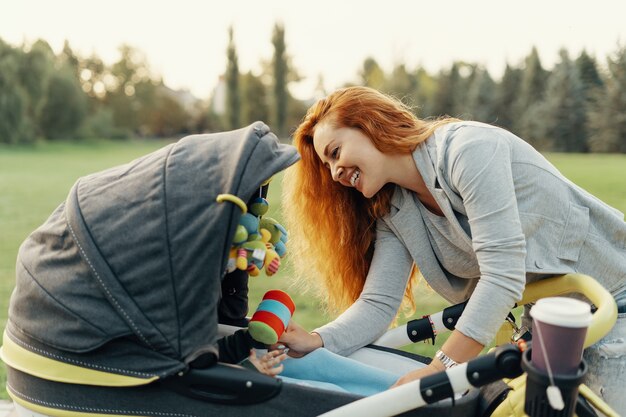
[515,273,617,348]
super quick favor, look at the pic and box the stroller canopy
[8,122,300,378]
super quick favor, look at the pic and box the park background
[2,0,626,401]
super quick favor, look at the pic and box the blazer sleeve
[313,219,414,356]
[445,129,527,346]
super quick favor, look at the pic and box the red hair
[283,86,456,314]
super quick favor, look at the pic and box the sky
[2,0,626,101]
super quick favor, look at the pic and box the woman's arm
[446,128,527,346]
[393,127,528,387]
[280,219,414,357]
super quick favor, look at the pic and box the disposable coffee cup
[529,297,592,375]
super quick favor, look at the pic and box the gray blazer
[316,122,626,355]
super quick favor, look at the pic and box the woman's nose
[331,165,344,182]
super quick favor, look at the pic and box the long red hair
[283,86,456,314]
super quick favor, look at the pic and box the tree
[494,64,522,131]
[576,50,603,101]
[225,26,241,130]
[587,45,626,152]
[39,67,88,139]
[241,71,269,126]
[272,23,288,137]
[105,44,156,136]
[384,64,418,104]
[514,47,549,140]
[0,41,29,143]
[145,88,189,137]
[465,67,497,123]
[19,39,55,138]
[412,67,438,118]
[533,49,587,152]
[432,62,462,117]
[78,54,108,100]
[452,62,478,118]
[360,57,385,90]
[60,40,80,78]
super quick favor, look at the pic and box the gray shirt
[417,198,480,279]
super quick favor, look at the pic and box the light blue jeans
[582,292,626,415]
[279,348,403,396]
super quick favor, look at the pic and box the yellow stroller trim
[0,331,158,387]
[515,273,617,347]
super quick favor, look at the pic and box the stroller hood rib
[9,122,300,377]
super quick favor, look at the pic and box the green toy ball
[249,197,269,216]
[233,225,248,245]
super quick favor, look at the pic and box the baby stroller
[0,122,618,417]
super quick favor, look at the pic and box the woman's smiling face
[313,121,387,198]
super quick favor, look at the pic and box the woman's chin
[360,187,374,198]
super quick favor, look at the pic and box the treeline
[354,46,626,153]
[0,38,200,143]
[0,23,304,144]
[1,25,626,152]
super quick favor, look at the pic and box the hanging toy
[218,181,289,277]
[248,290,295,345]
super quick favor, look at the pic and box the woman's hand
[392,330,484,388]
[391,363,441,388]
[278,320,323,357]
[247,348,287,377]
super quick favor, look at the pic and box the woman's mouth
[350,169,360,187]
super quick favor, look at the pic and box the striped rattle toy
[248,290,296,345]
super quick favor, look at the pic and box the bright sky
[2,0,626,101]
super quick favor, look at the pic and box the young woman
[279,86,626,407]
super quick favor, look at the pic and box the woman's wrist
[434,349,458,370]
[310,331,324,349]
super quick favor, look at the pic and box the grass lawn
[1,141,625,399]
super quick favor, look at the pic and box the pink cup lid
[530,297,592,328]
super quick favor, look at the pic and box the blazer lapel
[388,187,473,304]
[414,138,473,247]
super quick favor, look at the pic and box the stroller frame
[2,273,618,417]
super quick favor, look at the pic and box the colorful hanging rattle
[248,290,295,345]
[217,178,288,277]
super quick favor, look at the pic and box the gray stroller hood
[8,121,300,378]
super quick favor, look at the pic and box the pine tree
[384,64,418,104]
[241,71,269,126]
[412,67,438,117]
[534,49,587,152]
[494,64,522,131]
[576,50,603,101]
[0,41,28,143]
[587,45,626,152]
[465,67,497,123]
[432,63,462,117]
[225,26,241,130]
[360,57,385,90]
[514,47,549,141]
[272,23,288,137]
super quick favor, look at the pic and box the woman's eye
[331,147,339,159]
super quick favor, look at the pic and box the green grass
[1,143,625,400]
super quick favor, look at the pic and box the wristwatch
[435,349,458,369]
